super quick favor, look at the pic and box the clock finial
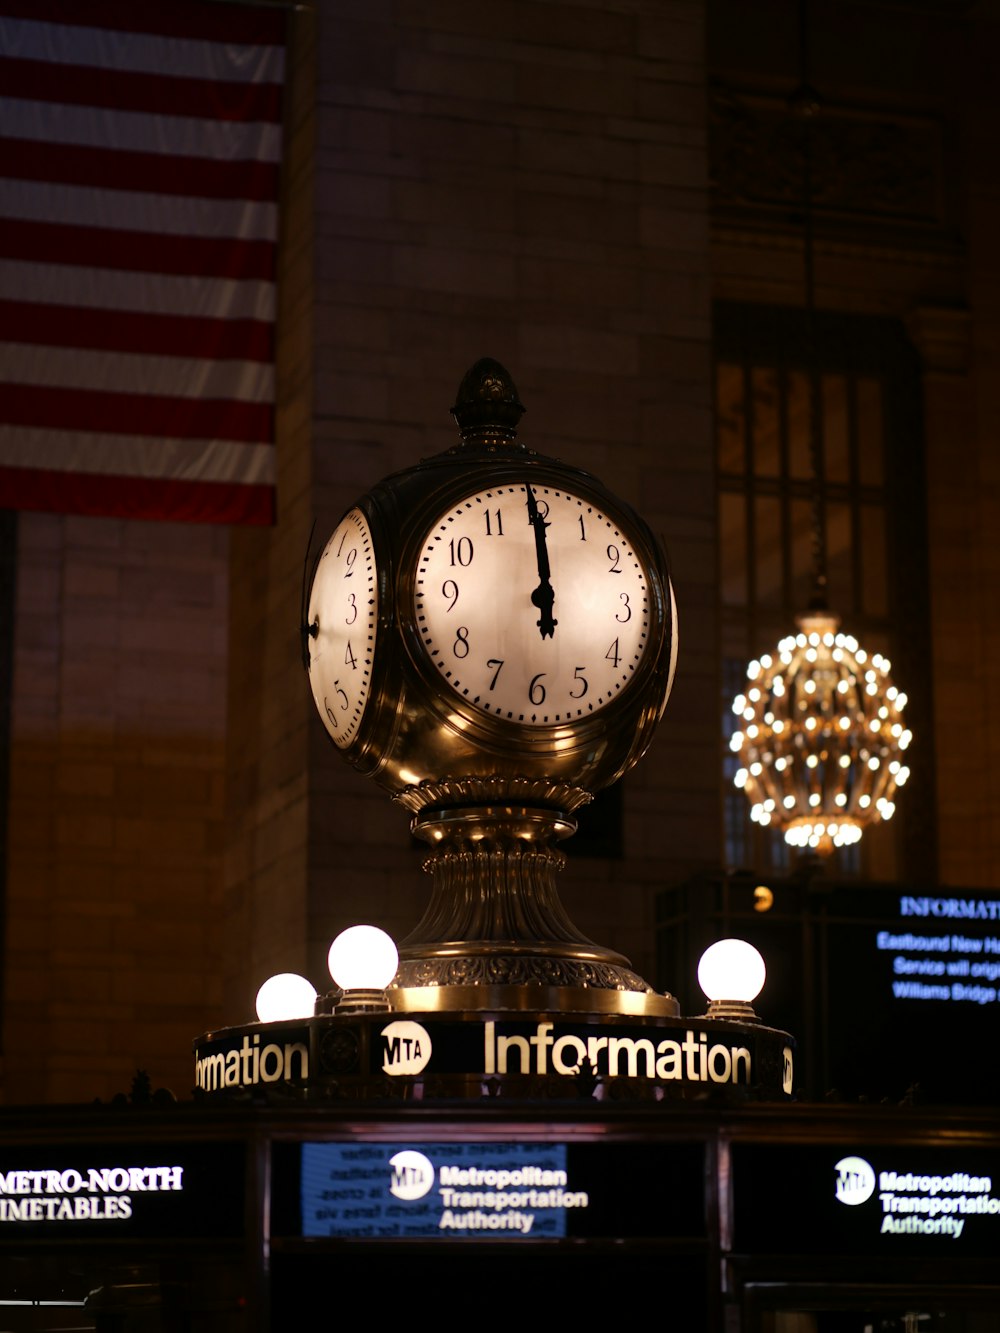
[451,358,525,445]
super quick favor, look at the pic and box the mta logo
[834,1156,875,1205]
[381,1020,432,1076]
[389,1150,434,1201]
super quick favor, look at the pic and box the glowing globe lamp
[255,973,318,1024]
[698,939,766,1021]
[327,925,398,1012]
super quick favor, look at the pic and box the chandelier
[728,7,913,858]
[730,611,911,855]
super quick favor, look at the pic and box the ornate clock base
[389,980,678,1018]
[394,801,676,1017]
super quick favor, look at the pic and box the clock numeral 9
[607,544,621,574]
[442,579,459,612]
[453,626,470,658]
[529,673,547,705]
[570,667,588,699]
[448,537,473,567]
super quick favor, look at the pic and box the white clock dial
[308,508,378,748]
[413,484,650,726]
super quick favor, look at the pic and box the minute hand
[526,484,557,639]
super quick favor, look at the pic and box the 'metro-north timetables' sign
[0,1144,244,1240]
[193,1012,793,1101]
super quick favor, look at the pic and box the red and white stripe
[0,0,284,525]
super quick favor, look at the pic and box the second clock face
[308,508,378,748]
[413,483,651,727]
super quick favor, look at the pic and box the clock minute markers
[525,483,557,639]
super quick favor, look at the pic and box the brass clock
[306,360,676,801]
[304,359,680,1010]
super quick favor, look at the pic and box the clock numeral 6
[453,626,470,658]
[570,667,589,699]
[529,673,547,705]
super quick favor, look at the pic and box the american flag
[0,0,285,525]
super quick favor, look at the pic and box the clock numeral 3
[346,593,357,624]
[616,592,631,623]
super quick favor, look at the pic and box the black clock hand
[525,484,557,639]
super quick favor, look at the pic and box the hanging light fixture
[729,1,913,857]
[731,615,912,854]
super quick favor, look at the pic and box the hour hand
[525,484,557,638]
[531,580,556,639]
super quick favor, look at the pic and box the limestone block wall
[4,516,228,1104]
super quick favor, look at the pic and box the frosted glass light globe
[328,925,398,991]
[255,973,317,1023]
[698,939,766,1005]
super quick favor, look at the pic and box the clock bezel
[396,456,676,757]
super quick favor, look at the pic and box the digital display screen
[733,1143,1000,1258]
[275,1140,705,1241]
[825,888,1000,1103]
[661,879,1000,1103]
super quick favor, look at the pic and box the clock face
[308,508,378,748]
[413,484,651,726]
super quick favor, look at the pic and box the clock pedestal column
[389,784,677,1017]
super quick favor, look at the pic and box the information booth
[2,1097,1000,1331]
